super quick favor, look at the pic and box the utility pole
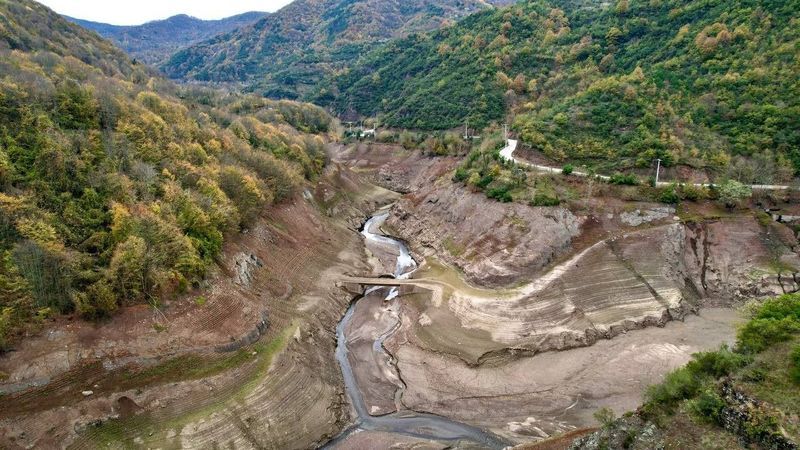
[655,158,662,185]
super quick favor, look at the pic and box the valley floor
[2,141,796,449]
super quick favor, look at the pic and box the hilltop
[66,12,267,65]
[161,0,514,99]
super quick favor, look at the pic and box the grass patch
[443,236,466,258]
[736,339,800,440]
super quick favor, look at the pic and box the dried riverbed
[327,211,509,448]
[327,210,742,447]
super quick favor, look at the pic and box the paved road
[499,139,796,190]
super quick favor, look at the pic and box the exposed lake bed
[329,208,742,447]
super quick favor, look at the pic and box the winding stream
[324,211,509,449]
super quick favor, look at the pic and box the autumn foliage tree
[0,0,334,349]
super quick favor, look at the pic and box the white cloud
[36,0,294,25]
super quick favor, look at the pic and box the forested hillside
[0,0,333,349]
[322,0,799,177]
[161,0,512,100]
[67,12,267,65]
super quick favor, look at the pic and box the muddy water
[325,212,509,449]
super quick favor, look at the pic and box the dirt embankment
[387,183,583,287]
[0,148,398,449]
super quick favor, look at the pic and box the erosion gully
[323,211,509,449]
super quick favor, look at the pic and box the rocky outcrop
[718,381,798,450]
[387,183,583,287]
[619,207,675,227]
[684,218,800,303]
[233,252,263,286]
[568,381,798,450]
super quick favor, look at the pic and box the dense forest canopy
[161,0,511,100]
[0,0,333,349]
[321,0,799,176]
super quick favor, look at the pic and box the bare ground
[389,307,742,444]
[0,149,399,449]
[2,142,797,449]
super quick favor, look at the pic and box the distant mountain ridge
[66,12,268,65]
[161,0,514,99]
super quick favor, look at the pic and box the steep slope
[0,0,332,349]
[67,12,267,65]
[323,0,799,175]
[162,0,512,99]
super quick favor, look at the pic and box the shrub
[531,193,561,207]
[593,407,616,426]
[12,241,73,313]
[476,174,494,189]
[754,294,800,321]
[718,179,752,209]
[562,164,574,175]
[645,366,701,407]
[680,184,706,202]
[218,166,269,225]
[738,317,800,353]
[755,211,773,227]
[737,294,800,353]
[453,167,469,183]
[689,388,725,424]
[659,184,680,204]
[73,279,118,320]
[109,236,148,304]
[609,172,639,185]
[487,186,513,202]
[686,346,749,378]
[0,307,12,351]
[743,404,780,441]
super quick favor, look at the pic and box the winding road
[500,139,797,191]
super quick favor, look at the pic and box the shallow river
[324,212,509,448]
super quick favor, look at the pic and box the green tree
[73,279,118,319]
[12,241,72,313]
[718,180,752,209]
[109,236,148,304]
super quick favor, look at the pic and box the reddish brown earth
[0,145,398,449]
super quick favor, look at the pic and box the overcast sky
[36,0,294,25]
